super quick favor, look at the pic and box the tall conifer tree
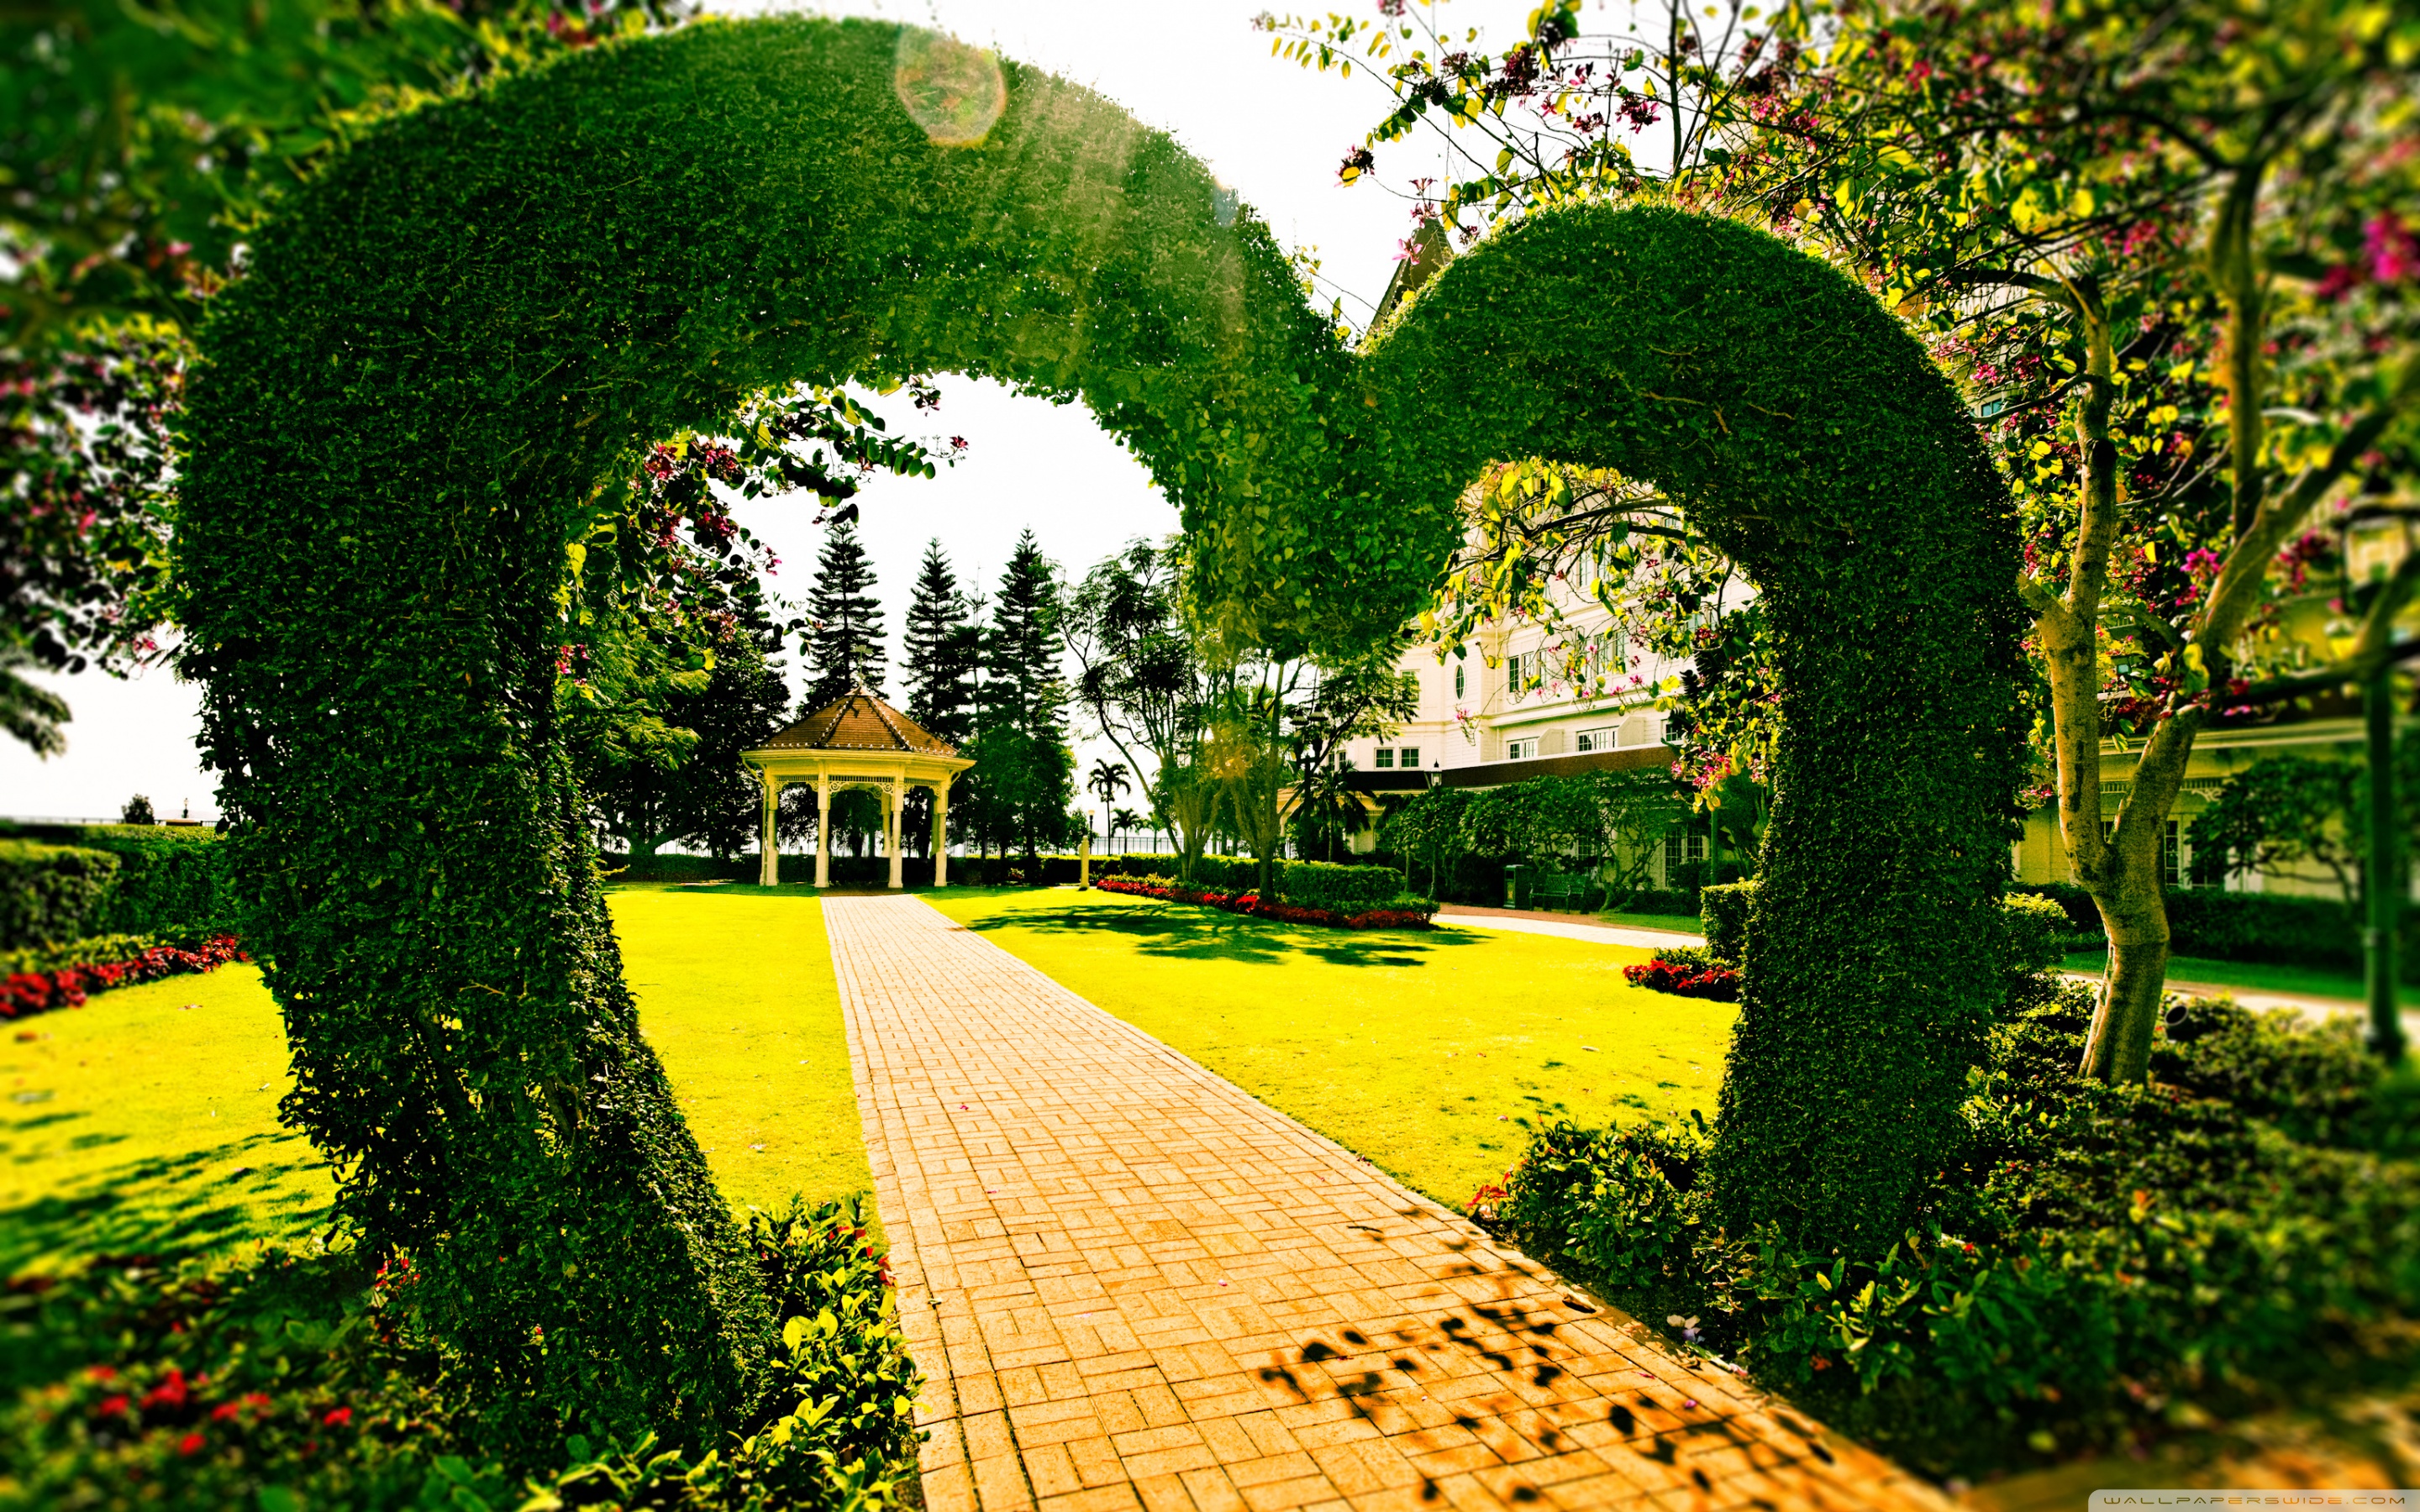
[800,521,885,712]
[901,538,982,858]
[976,530,1076,873]
[902,538,977,745]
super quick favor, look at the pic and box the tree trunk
[2081,884,2170,1081]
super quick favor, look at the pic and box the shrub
[1621,952,1742,1002]
[70,827,229,937]
[0,932,164,976]
[1093,874,1438,930]
[1699,879,2070,1018]
[3,1195,927,1510]
[3,934,247,1019]
[1271,858,1408,910]
[1698,880,1755,963]
[0,840,120,950]
[1487,984,2420,1478]
[2014,881,2417,979]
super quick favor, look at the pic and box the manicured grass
[0,964,334,1275]
[1598,911,1702,934]
[2062,950,2420,1006]
[2,885,867,1275]
[920,886,1737,1212]
[608,885,870,1222]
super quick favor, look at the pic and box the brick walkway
[826,895,1947,1512]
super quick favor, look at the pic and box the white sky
[3,0,1534,825]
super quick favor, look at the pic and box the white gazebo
[741,687,974,889]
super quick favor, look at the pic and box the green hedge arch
[176,16,1377,1451]
[1365,205,2028,1255]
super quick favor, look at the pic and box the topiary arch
[1365,204,2027,1254]
[179,15,2020,1450]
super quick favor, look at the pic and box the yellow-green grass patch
[921,887,1736,1212]
[1,964,334,1275]
[3,885,868,1275]
[609,885,871,1230]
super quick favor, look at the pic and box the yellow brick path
[825,895,1946,1512]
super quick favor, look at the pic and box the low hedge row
[0,841,120,950]
[2014,881,2402,977]
[3,934,247,1019]
[1094,874,1437,930]
[0,827,231,948]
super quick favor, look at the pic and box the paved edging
[828,894,1947,1512]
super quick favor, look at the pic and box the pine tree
[800,522,885,712]
[977,530,1076,874]
[902,539,977,746]
[901,539,983,860]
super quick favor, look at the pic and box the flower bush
[3,933,245,1019]
[1621,948,1742,1002]
[1095,874,1437,930]
[1,1195,923,1510]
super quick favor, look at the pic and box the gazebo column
[757,768,779,886]
[886,778,904,890]
[933,780,950,888]
[814,774,832,889]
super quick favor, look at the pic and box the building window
[1374,748,1393,769]
[1455,662,1465,700]
[1576,727,1614,753]
[1663,827,1707,880]
[1398,746,1419,768]
[1505,737,1539,761]
[1505,652,1527,702]
[2165,819,2181,885]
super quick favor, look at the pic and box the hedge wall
[0,826,231,946]
[2015,882,2393,979]
[0,842,121,950]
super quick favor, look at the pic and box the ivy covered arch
[181,13,2021,1451]
[1364,205,2027,1255]
[176,16,1380,1448]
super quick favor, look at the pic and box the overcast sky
[3,0,1534,825]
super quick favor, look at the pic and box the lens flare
[892,28,1006,149]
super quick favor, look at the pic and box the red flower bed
[1095,874,1434,931]
[4,935,247,1020]
[1621,955,1741,1002]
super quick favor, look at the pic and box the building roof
[759,687,956,755]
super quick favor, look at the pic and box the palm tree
[1110,806,1144,853]
[1085,759,1131,847]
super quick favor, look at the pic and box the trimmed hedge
[1699,880,1754,962]
[0,841,120,950]
[1094,874,1437,929]
[69,827,228,937]
[2014,881,2396,977]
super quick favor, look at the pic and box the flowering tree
[1276,0,2420,1079]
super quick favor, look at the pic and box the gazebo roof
[759,686,955,755]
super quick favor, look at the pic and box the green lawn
[2062,950,2420,1006]
[0,963,334,1274]
[608,885,870,1222]
[1,885,865,1275]
[1598,910,1702,933]
[920,886,1738,1211]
